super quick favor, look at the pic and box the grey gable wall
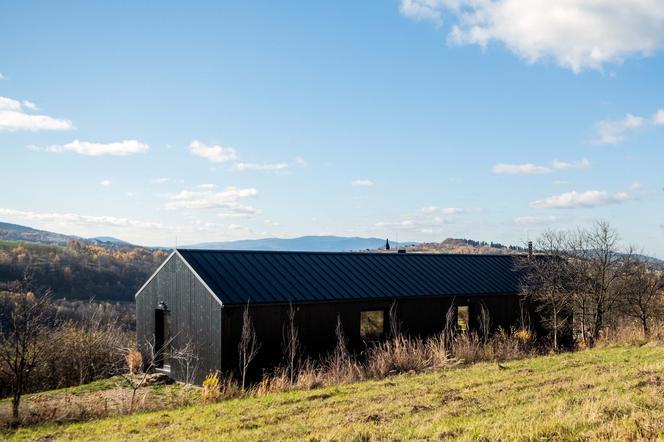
[136,252,222,384]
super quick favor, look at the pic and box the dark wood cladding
[136,253,222,384]
[221,294,526,376]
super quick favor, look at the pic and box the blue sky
[1,1,663,255]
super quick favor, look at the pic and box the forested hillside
[0,240,168,302]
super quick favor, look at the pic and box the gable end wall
[136,253,222,384]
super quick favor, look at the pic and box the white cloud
[552,159,590,170]
[99,179,111,187]
[351,179,375,187]
[400,0,444,24]
[150,178,169,185]
[189,140,237,163]
[400,0,664,72]
[514,215,562,225]
[0,208,164,230]
[43,139,149,156]
[492,163,551,175]
[595,114,646,144]
[530,182,640,209]
[294,156,307,167]
[196,183,217,189]
[420,206,465,215]
[493,159,591,175]
[164,187,258,217]
[232,162,289,172]
[654,109,664,126]
[0,73,4,80]
[0,96,73,131]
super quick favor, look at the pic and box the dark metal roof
[176,249,522,306]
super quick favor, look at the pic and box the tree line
[519,220,664,350]
[0,239,167,302]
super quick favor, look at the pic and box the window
[457,305,469,332]
[360,310,384,340]
[155,308,171,371]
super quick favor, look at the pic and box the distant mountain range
[183,236,415,252]
[1,220,662,267]
[0,222,134,248]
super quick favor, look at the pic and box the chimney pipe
[527,241,533,259]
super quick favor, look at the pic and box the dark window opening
[155,308,171,371]
[457,305,469,332]
[360,310,384,341]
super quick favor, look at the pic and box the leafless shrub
[322,316,362,384]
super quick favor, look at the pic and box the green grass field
[8,344,664,441]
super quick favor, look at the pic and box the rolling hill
[7,344,664,440]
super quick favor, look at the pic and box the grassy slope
[10,345,664,441]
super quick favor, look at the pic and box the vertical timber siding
[136,253,222,384]
[221,294,525,377]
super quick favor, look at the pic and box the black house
[135,249,528,384]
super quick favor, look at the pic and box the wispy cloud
[399,0,664,72]
[420,206,466,215]
[351,179,374,187]
[530,182,641,209]
[0,208,164,230]
[374,204,472,235]
[595,114,646,144]
[99,179,112,187]
[493,159,591,175]
[163,186,258,216]
[492,163,551,175]
[150,177,169,185]
[189,140,237,163]
[654,109,664,126]
[400,0,443,25]
[552,159,590,170]
[0,96,73,131]
[40,139,149,156]
[232,162,289,172]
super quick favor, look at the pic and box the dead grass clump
[365,336,430,378]
[201,371,222,403]
[294,361,324,390]
[126,350,142,375]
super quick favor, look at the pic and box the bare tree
[621,257,664,337]
[238,302,260,391]
[281,302,300,384]
[576,221,631,344]
[0,275,54,426]
[519,231,574,351]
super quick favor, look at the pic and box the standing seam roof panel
[175,250,523,306]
